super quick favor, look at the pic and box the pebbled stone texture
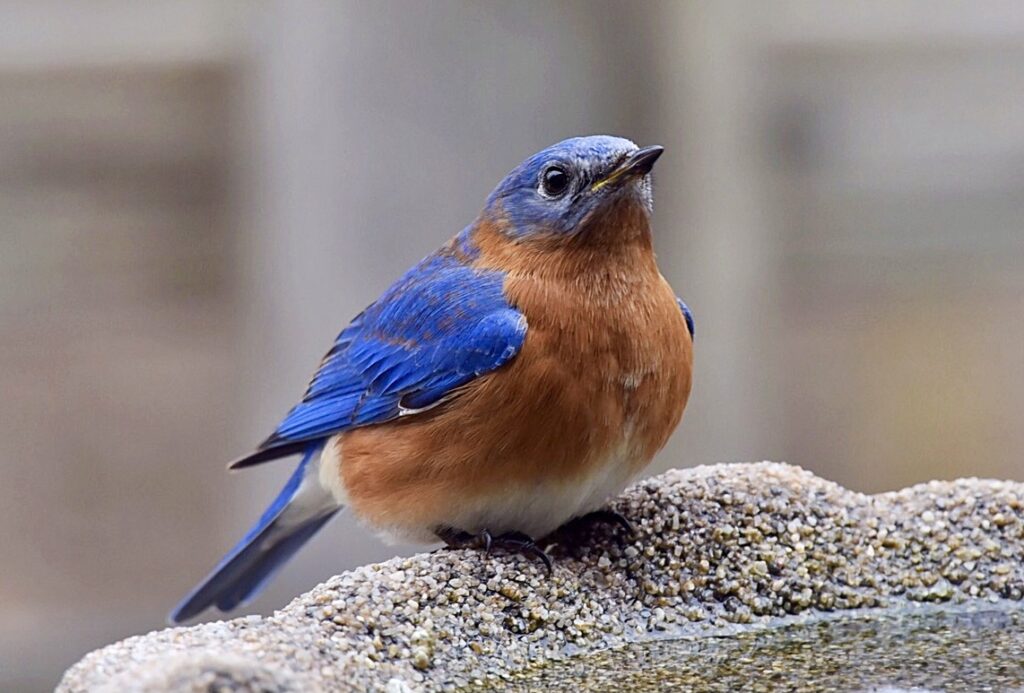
[58,462,1024,692]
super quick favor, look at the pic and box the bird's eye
[539,166,570,198]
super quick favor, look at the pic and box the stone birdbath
[58,462,1024,691]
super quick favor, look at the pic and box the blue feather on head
[485,135,662,239]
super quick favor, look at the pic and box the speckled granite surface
[58,462,1024,692]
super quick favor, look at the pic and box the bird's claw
[490,531,553,574]
[435,527,552,574]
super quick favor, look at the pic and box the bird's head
[484,135,663,241]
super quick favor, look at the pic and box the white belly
[322,430,648,545]
[419,442,643,542]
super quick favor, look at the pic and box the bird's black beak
[620,145,664,176]
[591,145,664,192]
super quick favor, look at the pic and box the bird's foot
[436,527,553,574]
[544,509,636,552]
[490,531,554,574]
[436,526,493,553]
[561,509,636,536]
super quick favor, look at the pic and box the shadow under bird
[171,135,695,623]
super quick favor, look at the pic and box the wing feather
[230,249,526,469]
[676,297,695,339]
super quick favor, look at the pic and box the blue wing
[232,247,527,468]
[677,297,694,340]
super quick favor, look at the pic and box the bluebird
[171,135,694,623]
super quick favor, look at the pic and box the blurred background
[2,1,1023,688]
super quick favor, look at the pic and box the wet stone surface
[497,605,1024,692]
[58,462,1024,692]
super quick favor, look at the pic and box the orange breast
[337,214,693,539]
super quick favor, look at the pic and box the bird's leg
[435,527,552,574]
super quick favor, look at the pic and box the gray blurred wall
[2,1,1024,689]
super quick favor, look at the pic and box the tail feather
[170,442,342,623]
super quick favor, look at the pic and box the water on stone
[494,605,1024,692]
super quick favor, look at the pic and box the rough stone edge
[57,462,1024,692]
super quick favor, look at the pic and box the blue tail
[170,442,342,623]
